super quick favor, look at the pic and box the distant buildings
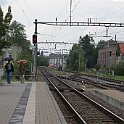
[97,40,124,67]
[49,53,68,70]
[49,40,124,71]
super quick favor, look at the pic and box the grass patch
[46,67,124,81]
[113,76,124,81]
[47,67,68,76]
[83,72,124,81]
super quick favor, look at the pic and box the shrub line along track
[40,67,124,124]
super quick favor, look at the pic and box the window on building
[109,51,112,57]
[9,54,12,58]
[105,52,106,61]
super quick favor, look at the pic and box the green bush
[113,62,124,76]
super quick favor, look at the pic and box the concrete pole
[70,0,72,26]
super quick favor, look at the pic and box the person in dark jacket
[5,60,14,84]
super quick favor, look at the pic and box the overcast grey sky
[1,0,124,53]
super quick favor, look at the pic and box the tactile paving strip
[9,83,32,124]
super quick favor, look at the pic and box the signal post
[33,19,38,80]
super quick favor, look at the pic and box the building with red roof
[119,43,124,54]
[97,40,124,67]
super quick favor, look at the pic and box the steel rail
[41,68,87,124]
[42,67,124,123]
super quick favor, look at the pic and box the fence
[0,73,35,85]
[0,69,4,85]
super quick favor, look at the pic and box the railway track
[39,67,124,124]
[57,73,124,91]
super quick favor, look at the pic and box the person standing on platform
[5,60,14,84]
[19,61,25,84]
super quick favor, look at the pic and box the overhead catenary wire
[36,0,83,44]
[94,8,124,41]
[32,0,124,46]
[14,0,32,25]
[92,7,124,38]
[44,1,69,42]
[51,0,83,42]
[24,0,35,19]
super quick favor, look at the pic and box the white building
[2,45,22,61]
[49,53,68,70]
[0,45,22,67]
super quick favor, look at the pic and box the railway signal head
[33,34,37,44]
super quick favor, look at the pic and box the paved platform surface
[0,82,27,124]
[1,80,124,124]
[35,82,67,124]
[0,81,67,124]
[98,89,124,102]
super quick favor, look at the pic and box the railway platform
[0,81,67,124]
[90,89,124,110]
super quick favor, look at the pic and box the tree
[66,44,85,72]
[8,20,31,50]
[97,40,106,49]
[0,6,12,54]
[7,20,32,75]
[112,62,124,76]
[37,56,49,66]
[79,35,97,68]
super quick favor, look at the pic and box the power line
[24,0,35,19]
[52,0,82,42]
[98,7,124,20]
[15,0,32,25]
[72,0,82,13]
